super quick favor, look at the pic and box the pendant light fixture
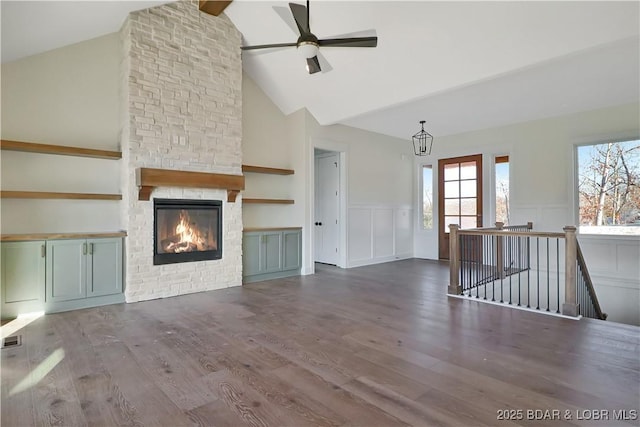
[412,120,433,156]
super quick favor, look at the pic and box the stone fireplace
[120,1,243,302]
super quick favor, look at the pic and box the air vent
[2,335,22,348]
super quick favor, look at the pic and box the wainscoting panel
[373,209,394,259]
[348,206,413,268]
[348,208,372,263]
[579,235,640,325]
[395,208,413,255]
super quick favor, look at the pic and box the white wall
[306,117,414,270]
[242,74,415,273]
[241,73,306,230]
[413,103,640,324]
[1,33,121,233]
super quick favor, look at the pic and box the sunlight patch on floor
[9,348,65,396]
[1,311,44,339]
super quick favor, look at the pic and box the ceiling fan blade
[289,2,309,34]
[241,42,297,51]
[306,56,321,74]
[318,36,378,48]
[316,52,333,73]
[273,6,300,36]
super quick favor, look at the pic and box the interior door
[315,153,339,265]
[438,154,483,259]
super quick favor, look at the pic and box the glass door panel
[438,154,483,259]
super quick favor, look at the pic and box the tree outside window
[495,156,510,226]
[423,165,433,229]
[577,140,640,235]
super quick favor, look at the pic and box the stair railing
[448,223,605,319]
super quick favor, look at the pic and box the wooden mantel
[137,168,244,202]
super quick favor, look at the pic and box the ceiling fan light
[298,41,319,59]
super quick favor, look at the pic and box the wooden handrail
[458,229,564,239]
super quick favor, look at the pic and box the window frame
[420,164,434,231]
[573,138,640,237]
[494,155,510,226]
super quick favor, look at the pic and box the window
[422,165,433,229]
[495,156,510,226]
[577,140,640,235]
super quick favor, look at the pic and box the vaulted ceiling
[2,1,639,139]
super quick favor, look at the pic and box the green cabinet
[46,239,87,302]
[87,238,123,297]
[283,230,302,271]
[1,241,46,316]
[46,238,122,303]
[1,237,124,318]
[243,228,301,283]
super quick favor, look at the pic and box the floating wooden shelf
[137,168,245,202]
[243,227,302,232]
[199,0,233,16]
[1,231,127,242]
[1,191,122,200]
[1,139,121,160]
[243,198,294,205]
[242,165,294,175]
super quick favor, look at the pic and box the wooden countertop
[1,231,127,242]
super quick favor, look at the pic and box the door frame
[308,139,348,273]
[314,151,340,265]
[438,154,483,260]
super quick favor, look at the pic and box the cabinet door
[87,238,122,297]
[1,241,46,315]
[243,233,262,276]
[46,240,86,302]
[263,232,283,273]
[282,230,301,271]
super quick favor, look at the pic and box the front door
[315,153,339,265]
[438,154,483,259]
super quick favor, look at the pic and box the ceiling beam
[199,1,233,16]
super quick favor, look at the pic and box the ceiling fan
[241,0,378,74]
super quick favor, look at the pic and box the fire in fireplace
[153,199,222,265]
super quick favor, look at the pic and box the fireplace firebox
[153,199,222,265]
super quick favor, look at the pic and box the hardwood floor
[2,259,639,426]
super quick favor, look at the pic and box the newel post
[448,224,461,295]
[562,226,579,317]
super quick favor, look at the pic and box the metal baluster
[477,236,481,299]
[492,235,496,302]
[466,236,471,295]
[556,238,560,313]
[498,237,505,301]
[517,236,521,306]
[483,235,488,300]
[500,236,504,304]
[536,237,540,310]
[546,238,550,312]
[527,234,531,308]
[461,235,466,294]
[464,235,468,295]
[508,236,512,305]
[461,235,466,293]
